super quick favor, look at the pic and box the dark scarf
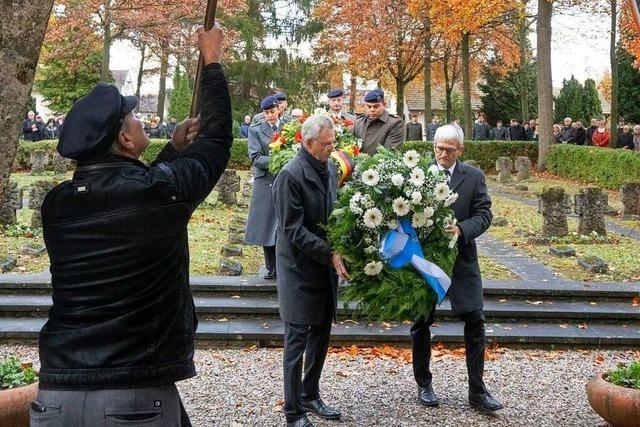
[301,145,329,188]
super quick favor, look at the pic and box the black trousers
[283,321,332,422]
[263,245,276,271]
[410,305,487,395]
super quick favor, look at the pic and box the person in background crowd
[327,89,355,122]
[552,124,562,143]
[618,117,626,133]
[574,121,586,146]
[592,120,610,147]
[491,120,508,140]
[35,114,46,136]
[43,118,60,140]
[558,117,576,144]
[508,118,526,141]
[586,118,597,146]
[472,114,491,141]
[239,115,251,138]
[406,113,424,141]
[146,116,166,139]
[527,119,537,141]
[290,108,304,121]
[275,92,291,123]
[23,111,42,141]
[166,117,178,139]
[55,113,65,134]
[633,125,640,151]
[451,118,464,140]
[618,125,634,149]
[353,89,405,155]
[426,115,440,141]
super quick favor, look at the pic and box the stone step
[2,294,638,321]
[0,275,639,299]
[1,317,639,347]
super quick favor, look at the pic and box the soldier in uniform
[275,92,292,124]
[353,89,405,155]
[327,89,355,122]
[245,96,281,280]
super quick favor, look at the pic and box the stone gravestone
[620,182,640,217]
[30,150,48,175]
[0,181,23,225]
[464,159,479,169]
[515,157,531,181]
[242,181,252,199]
[495,157,513,183]
[29,180,55,228]
[537,187,572,237]
[215,169,241,205]
[53,153,69,178]
[574,187,607,236]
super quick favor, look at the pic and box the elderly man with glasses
[410,124,503,414]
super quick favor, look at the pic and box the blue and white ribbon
[379,219,451,304]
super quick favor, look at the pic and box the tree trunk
[101,5,112,82]
[443,49,453,122]
[536,0,554,171]
[423,17,432,126]
[135,44,146,100]
[157,43,169,122]
[349,74,357,112]
[0,0,54,204]
[610,0,619,147]
[396,77,406,121]
[461,32,472,138]
[518,19,530,122]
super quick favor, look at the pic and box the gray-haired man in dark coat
[272,114,349,427]
[411,124,503,414]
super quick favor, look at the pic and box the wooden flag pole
[190,0,219,118]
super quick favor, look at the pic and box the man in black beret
[327,89,355,123]
[353,88,405,155]
[275,92,292,123]
[32,25,230,426]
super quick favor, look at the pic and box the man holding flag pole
[410,124,503,414]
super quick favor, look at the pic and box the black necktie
[272,124,278,132]
[444,169,451,183]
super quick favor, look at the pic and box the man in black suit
[472,115,491,141]
[411,124,503,414]
[508,118,526,141]
[272,114,349,427]
[406,113,424,141]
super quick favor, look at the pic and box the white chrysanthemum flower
[403,150,420,168]
[444,192,459,207]
[363,208,383,229]
[387,219,399,229]
[391,173,404,187]
[364,261,384,276]
[428,165,439,175]
[409,167,425,187]
[361,169,380,186]
[392,197,410,217]
[364,245,378,254]
[412,212,427,228]
[434,182,450,201]
[411,191,422,204]
[423,206,435,218]
[426,219,434,228]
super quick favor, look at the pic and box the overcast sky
[111,7,615,95]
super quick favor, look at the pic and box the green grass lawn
[489,194,640,282]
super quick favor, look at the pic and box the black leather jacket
[38,63,232,389]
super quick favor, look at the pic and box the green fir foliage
[168,66,192,121]
[554,75,585,123]
[582,78,603,124]
[617,46,640,124]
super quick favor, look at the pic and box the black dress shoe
[418,385,439,407]
[287,415,314,427]
[469,391,503,413]
[300,398,341,420]
[264,269,276,280]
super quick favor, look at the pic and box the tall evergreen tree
[479,61,537,126]
[617,46,640,124]
[168,66,192,121]
[582,78,602,124]
[554,76,585,123]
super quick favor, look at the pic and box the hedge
[402,140,539,172]
[547,144,640,189]
[15,139,252,171]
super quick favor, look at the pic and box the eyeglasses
[434,146,458,154]
[312,138,335,150]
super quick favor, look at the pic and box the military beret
[57,83,137,161]
[274,92,287,101]
[364,89,384,103]
[327,88,344,99]
[260,96,279,111]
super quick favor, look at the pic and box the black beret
[57,83,137,160]
[327,88,344,98]
[274,92,287,101]
[364,89,384,103]
[260,96,279,111]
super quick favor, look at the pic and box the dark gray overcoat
[438,160,493,315]
[272,151,339,325]
[245,121,279,246]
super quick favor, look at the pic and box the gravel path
[2,345,636,426]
